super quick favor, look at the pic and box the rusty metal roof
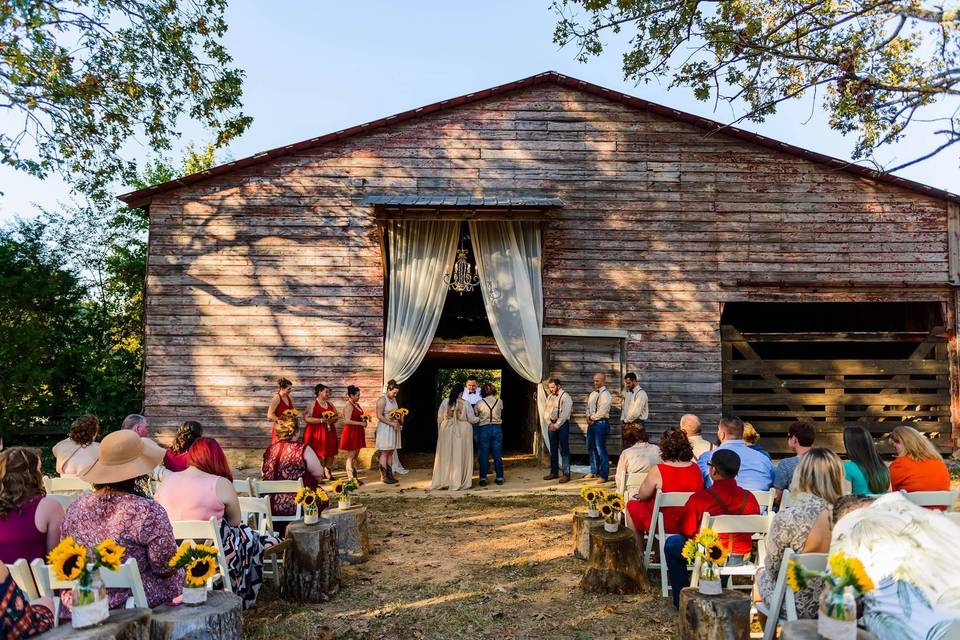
[118,71,960,207]
[359,195,564,208]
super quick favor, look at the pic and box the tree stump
[780,620,878,640]
[281,520,341,602]
[149,591,242,640]
[678,587,751,640]
[39,608,151,640]
[572,510,605,560]
[322,504,370,564]
[579,526,649,594]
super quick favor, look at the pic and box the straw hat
[81,429,165,484]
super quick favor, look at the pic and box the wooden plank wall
[143,83,955,449]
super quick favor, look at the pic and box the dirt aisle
[244,494,677,640]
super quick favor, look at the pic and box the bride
[431,383,478,491]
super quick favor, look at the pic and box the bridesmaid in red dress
[267,378,296,444]
[304,383,339,480]
[339,385,367,484]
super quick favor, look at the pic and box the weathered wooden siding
[143,82,954,448]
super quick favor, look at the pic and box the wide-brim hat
[81,430,165,484]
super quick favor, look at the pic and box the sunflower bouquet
[598,494,625,531]
[787,551,873,633]
[49,537,125,627]
[580,487,605,516]
[281,408,300,418]
[681,528,729,594]
[168,541,219,604]
[331,478,360,508]
[360,410,375,422]
[387,407,409,426]
[321,410,338,423]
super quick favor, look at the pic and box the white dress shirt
[462,388,482,406]
[543,389,573,425]
[620,387,649,422]
[587,386,612,421]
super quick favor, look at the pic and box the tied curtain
[468,221,550,449]
[382,220,459,385]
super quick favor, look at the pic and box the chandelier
[444,242,480,295]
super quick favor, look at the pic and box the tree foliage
[553,0,960,169]
[0,0,250,196]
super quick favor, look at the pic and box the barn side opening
[721,302,950,454]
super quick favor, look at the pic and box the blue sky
[1,1,956,221]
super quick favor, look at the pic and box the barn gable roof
[118,71,960,208]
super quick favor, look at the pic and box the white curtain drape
[468,221,550,449]
[382,220,459,385]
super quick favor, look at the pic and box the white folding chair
[903,489,959,511]
[9,558,40,600]
[752,489,775,513]
[779,489,793,510]
[639,491,694,597]
[45,493,78,511]
[42,476,92,494]
[233,478,254,497]
[946,512,960,527]
[620,472,647,499]
[31,557,149,621]
[758,548,828,640]
[170,517,233,592]
[238,496,280,586]
[690,513,772,590]
[251,479,304,524]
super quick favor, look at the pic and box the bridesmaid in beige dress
[431,384,478,491]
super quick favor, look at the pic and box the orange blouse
[889,456,950,493]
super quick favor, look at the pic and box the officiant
[462,375,482,453]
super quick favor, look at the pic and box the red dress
[305,400,339,458]
[340,402,366,450]
[261,441,317,516]
[627,463,705,533]
[269,395,293,444]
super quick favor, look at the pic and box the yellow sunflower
[785,559,807,592]
[184,557,217,588]
[49,537,87,581]
[599,503,614,518]
[316,488,330,503]
[828,551,849,578]
[331,479,345,495]
[594,489,608,501]
[94,539,125,570]
[321,411,337,420]
[194,543,219,556]
[168,541,192,568]
[681,538,698,562]
[847,557,874,593]
[706,543,729,566]
[609,497,625,512]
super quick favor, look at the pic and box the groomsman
[585,373,613,482]
[542,377,573,483]
[620,372,649,426]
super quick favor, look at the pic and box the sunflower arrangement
[387,407,409,423]
[49,536,126,605]
[681,528,730,573]
[321,410,337,422]
[331,478,359,499]
[294,486,329,514]
[281,408,300,418]
[580,486,605,512]
[168,541,219,589]
[787,550,874,610]
[598,494,625,525]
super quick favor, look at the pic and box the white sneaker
[393,465,409,475]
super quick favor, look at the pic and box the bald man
[680,414,714,460]
[585,373,613,482]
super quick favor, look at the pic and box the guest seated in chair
[0,448,65,564]
[162,421,203,473]
[51,415,101,478]
[755,448,842,619]
[663,449,760,608]
[156,437,278,610]
[887,425,950,495]
[614,423,661,496]
[63,430,181,612]
[261,412,326,521]
[626,428,703,535]
[0,561,54,640]
[742,423,771,459]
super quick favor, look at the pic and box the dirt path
[244,494,677,639]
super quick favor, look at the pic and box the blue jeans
[472,424,479,455]
[586,419,610,479]
[478,424,504,480]
[548,421,570,476]
[664,534,746,608]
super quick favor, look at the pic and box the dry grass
[243,494,678,639]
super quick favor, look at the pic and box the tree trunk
[148,591,242,640]
[41,608,151,640]
[322,504,370,564]
[579,526,649,594]
[281,520,341,603]
[572,510,605,560]
[678,587,751,640]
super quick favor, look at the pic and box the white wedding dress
[430,398,477,491]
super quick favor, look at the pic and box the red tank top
[658,463,706,532]
[0,495,45,564]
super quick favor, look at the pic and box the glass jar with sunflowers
[681,528,729,595]
[168,541,220,605]
[599,494,625,532]
[331,478,359,509]
[580,487,604,517]
[787,551,874,640]
[295,486,328,524]
[48,536,125,628]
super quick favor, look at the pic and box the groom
[462,375,482,454]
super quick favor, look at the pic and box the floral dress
[61,491,182,612]
[261,441,317,517]
[1,570,53,640]
[759,492,828,618]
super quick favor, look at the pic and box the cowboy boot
[380,466,390,484]
[386,465,399,484]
